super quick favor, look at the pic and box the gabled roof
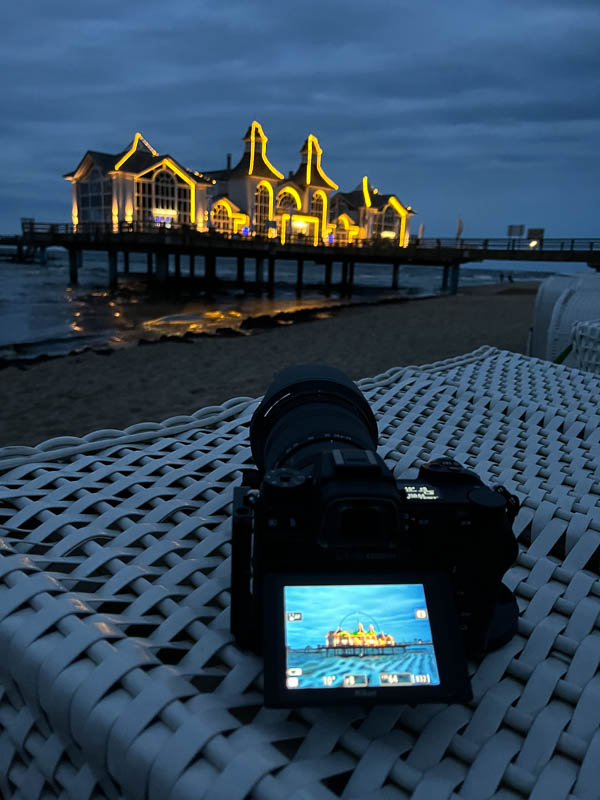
[200,121,284,182]
[332,190,363,210]
[289,134,338,190]
[63,150,116,180]
[335,177,416,216]
[64,133,213,185]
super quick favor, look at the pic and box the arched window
[277,190,297,212]
[334,218,349,246]
[311,192,324,219]
[383,207,397,233]
[212,203,232,235]
[254,184,270,235]
[154,171,176,210]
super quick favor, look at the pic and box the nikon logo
[405,486,439,501]
[355,689,376,697]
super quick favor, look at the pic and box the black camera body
[230,364,519,706]
[232,452,519,658]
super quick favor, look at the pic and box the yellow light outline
[305,134,338,189]
[335,213,360,243]
[255,179,275,223]
[362,176,372,208]
[248,121,284,180]
[312,189,329,242]
[280,213,320,246]
[135,158,197,223]
[115,132,158,171]
[276,186,302,210]
[388,196,412,248]
[211,198,249,234]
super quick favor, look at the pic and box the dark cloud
[1,0,598,236]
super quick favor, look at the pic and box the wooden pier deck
[3,222,600,294]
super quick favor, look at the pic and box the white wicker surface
[571,320,600,375]
[1,346,600,800]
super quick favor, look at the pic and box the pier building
[64,122,416,247]
[63,133,214,230]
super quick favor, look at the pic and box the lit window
[255,184,270,235]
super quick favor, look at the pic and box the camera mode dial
[262,467,309,505]
[418,458,479,484]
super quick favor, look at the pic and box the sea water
[0,248,585,360]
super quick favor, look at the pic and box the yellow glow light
[313,189,329,243]
[125,200,133,224]
[305,134,338,189]
[115,132,158,171]
[256,179,275,222]
[381,231,395,239]
[248,121,284,180]
[388,196,413,248]
[280,213,320,246]
[529,240,538,248]
[112,195,119,231]
[336,213,360,243]
[211,198,249,233]
[362,176,371,208]
[153,208,178,217]
[276,186,302,210]
[136,158,197,222]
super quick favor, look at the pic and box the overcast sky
[2,0,599,237]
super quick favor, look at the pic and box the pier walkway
[3,222,600,293]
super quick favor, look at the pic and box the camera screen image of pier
[284,583,440,690]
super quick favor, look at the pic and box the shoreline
[0,282,540,449]
[0,287,441,370]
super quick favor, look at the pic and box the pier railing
[17,221,600,255]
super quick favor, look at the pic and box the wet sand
[0,283,539,448]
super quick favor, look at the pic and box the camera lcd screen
[263,572,472,707]
[284,583,440,691]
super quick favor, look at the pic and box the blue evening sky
[1,0,599,236]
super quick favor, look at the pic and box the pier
[3,222,600,295]
[292,643,433,657]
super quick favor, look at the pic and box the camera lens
[250,364,379,473]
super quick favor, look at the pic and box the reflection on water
[142,307,250,337]
[0,249,556,361]
[141,301,336,337]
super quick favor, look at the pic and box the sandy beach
[0,283,539,449]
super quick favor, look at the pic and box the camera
[231,365,520,707]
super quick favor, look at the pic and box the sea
[0,248,590,363]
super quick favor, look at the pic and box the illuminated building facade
[330,177,415,247]
[64,133,213,229]
[65,122,415,246]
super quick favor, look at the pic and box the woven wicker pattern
[572,320,600,375]
[1,346,599,799]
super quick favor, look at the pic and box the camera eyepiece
[250,364,379,474]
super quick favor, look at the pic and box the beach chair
[529,273,600,362]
